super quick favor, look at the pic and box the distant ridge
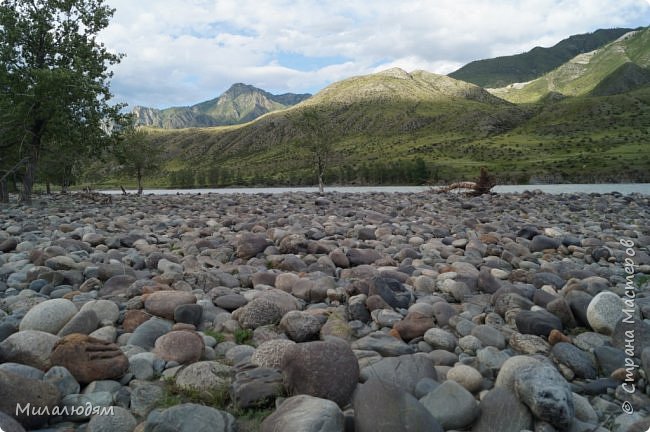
[132,83,311,129]
[449,28,634,88]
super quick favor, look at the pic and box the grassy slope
[448,28,633,88]
[490,28,650,103]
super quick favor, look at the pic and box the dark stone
[565,290,593,328]
[517,226,541,240]
[174,304,203,326]
[515,310,563,337]
[0,410,26,432]
[347,248,383,266]
[472,387,533,432]
[530,235,561,252]
[0,238,18,252]
[533,289,557,308]
[531,272,565,289]
[551,342,597,379]
[128,317,173,350]
[594,346,627,376]
[0,370,61,429]
[353,378,442,432]
[591,247,611,261]
[573,378,619,395]
[546,298,577,328]
[359,353,437,394]
[348,300,371,323]
[57,310,99,337]
[561,236,582,247]
[612,319,650,358]
[236,234,270,260]
[478,267,502,294]
[281,338,359,407]
[0,322,18,343]
[368,277,412,310]
[431,302,457,327]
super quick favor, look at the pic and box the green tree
[296,108,334,193]
[0,0,124,203]
[115,127,161,195]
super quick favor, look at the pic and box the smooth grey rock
[419,380,479,430]
[260,395,344,432]
[514,363,574,430]
[495,355,543,392]
[515,309,563,337]
[128,318,173,350]
[144,403,236,432]
[530,235,560,252]
[57,309,99,336]
[0,362,45,380]
[0,410,26,432]
[0,370,61,428]
[470,324,506,349]
[354,378,442,432]
[130,381,165,419]
[360,353,437,394]
[18,298,77,334]
[612,319,650,358]
[87,406,137,432]
[423,328,457,352]
[0,330,60,370]
[586,291,625,335]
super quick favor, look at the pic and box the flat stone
[515,309,563,337]
[470,324,506,349]
[260,395,344,432]
[214,294,247,311]
[79,300,120,324]
[231,365,284,409]
[351,331,415,356]
[58,309,99,336]
[99,274,137,297]
[509,333,550,355]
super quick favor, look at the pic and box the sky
[99,0,650,109]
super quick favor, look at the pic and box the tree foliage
[114,126,161,195]
[0,0,124,202]
[295,108,334,193]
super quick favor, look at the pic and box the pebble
[0,191,647,431]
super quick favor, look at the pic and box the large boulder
[471,387,533,432]
[281,338,359,407]
[354,378,442,432]
[144,291,196,320]
[586,291,625,335]
[144,403,236,432]
[359,353,437,394]
[0,370,61,429]
[0,330,59,370]
[154,330,204,364]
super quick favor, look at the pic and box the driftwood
[77,188,113,204]
[434,168,496,196]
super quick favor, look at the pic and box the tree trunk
[137,168,143,195]
[317,154,325,194]
[46,181,51,195]
[0,178,8,203]
[21,153,37,204]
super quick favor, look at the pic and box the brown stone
[50,333,129,384]
[366,295,392,311]
[548,329,571,345]
[388,328,403,340]
[154,330,204,364]
[0,371,61,429]
[144,290,196,320]
[394,311,434,341]
[122,310,152,332]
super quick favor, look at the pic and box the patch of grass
[235,329,254,345]
[203,329,227,344]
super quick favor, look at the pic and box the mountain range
[112,26,650,187]
[132,83,311,128]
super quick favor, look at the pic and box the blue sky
[100,0,650,109]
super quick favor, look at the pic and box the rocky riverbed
[0,190,649,432]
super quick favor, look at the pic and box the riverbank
[1,190,649,431]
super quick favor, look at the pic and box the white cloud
[100,0,650,108]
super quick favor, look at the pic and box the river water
[101,184,650,195]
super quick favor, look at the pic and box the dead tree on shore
[434,167,496,196]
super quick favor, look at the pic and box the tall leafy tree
[0,0,124,203]
[296,108,334,193]
[114,126,161,195]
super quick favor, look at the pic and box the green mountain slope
[127,65,650,187]
[132,84,311,128]
[449,28,633,88]
[489,28,650,103]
